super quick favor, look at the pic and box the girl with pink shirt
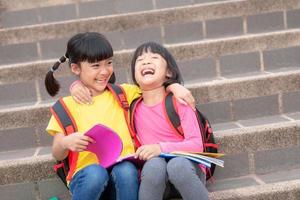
[70,41,208,200]
[131,42,208,200]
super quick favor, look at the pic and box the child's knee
[141,158,167,185]
[84,165,109,188]
[112,161,138,180]
[167,157,193,177]
[70,164,109,194]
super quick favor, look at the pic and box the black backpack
[130,92,219,180]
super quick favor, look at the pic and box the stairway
[0,0,300,199]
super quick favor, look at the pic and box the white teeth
[141,68,155,76]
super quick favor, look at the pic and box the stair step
[1,149,300,200]
[1,29,300,84]
[1,0,300,45]
[1,69,300,129]
[1,118,299,184]
[1,0,230,28]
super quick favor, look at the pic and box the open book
[160,152,224,168]
[85,124,123,168]
[85,124,145,168]
[85,124,224,169]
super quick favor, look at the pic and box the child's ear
[166,69,173,78]
[71,63,81,75]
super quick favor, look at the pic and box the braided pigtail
[45,55,67,96]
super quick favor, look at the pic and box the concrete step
[1,68,299,129]
[0,0,85,12]
[1,0,300,45]
[1,29,300,84]
[1,115,299,183]
[2,168,300,200]
[1,0,231,29]
[209,177,300,200]
[0,118,300,199]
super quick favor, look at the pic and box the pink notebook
[85,124,123,168]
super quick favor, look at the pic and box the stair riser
[1,0,300,45]
[1,30,300,84]
[0,122,299,183]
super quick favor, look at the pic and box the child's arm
[166,83,195,110]
[52,132,94,161]
[70,81,195,108]
[70,80,93,104]
[159,104,203,153]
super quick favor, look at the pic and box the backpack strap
[50,98,77,135]
[107,84,129,110]
[129,97,143,140]
[107,84,141,148]
[50,98,79,183]
[163,92,184,137]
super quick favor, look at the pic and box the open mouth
[95,78,107,83]
[141,68,155,76]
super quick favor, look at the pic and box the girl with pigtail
[71,41,208,200]
[45,32,195,200]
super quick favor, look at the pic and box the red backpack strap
[50,98,79,183]
[129,97,143,146]
[50,98,78,135]
[107,84,141,148]
[107,84,129,110]
[163,92,184,138]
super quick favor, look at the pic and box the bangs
[134,42,166,59]
[70,32,113,63]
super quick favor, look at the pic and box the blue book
[159,153,212,168]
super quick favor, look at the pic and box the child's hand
[167,83,195,110]
[70,80,93,104]
[61,132,94,152]
[135,144,161,160]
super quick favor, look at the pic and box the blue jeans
[69,161,138,200]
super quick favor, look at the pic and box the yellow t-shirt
[46,84,141,177]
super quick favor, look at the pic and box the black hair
[45,32,115,96]
[131,42,183,86]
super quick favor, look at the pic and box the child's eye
[152,56,159,59]
[92,64,99,68]
[136,58,143,62]
[108,60,113,65]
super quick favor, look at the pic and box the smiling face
[134,51,171,90]
[71,58,113,96]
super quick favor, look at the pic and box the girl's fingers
[177,96,196,110]
[76,145,87,152]
[135,146,144,155]
[77,92,90,104]
[177,98,187,106]
[84,88,93,103]
[77,140,89,147]
[143,151,153,160]
[72,95,82,104]
[137,148,147,160]
[186,95,196,110]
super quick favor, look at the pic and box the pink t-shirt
[134,99,204,153]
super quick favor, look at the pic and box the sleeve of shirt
[159,102,204,153]
[46,115,64,136]
[120,84,142,104]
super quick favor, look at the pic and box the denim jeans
[69,161,138,200]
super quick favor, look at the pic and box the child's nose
[142,59,151,65]
[99,67,110,75]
